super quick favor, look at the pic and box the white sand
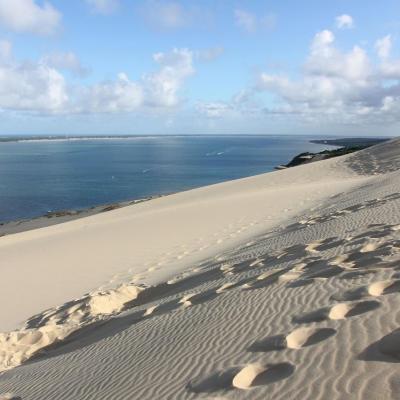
[1,138,400,399]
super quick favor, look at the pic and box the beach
[1,138,400,399]
[0,196,162,237]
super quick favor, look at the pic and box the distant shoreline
[309,137,389,147]
[0,134,393,143]
[0,194,167,237]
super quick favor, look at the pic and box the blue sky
[0,0,399,136]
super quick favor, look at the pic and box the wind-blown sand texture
[1,138,400,399]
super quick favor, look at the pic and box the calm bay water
[0,135,333,222]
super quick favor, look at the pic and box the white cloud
[312,29,335,49]
[306,30,371,81]
[0,62,68,112]
[78,73,143,113]
[143,48,195,107]
[375,35,392,59]
[335,14,354,30]
[85,0,119,15]
[0,0,61,35]
[0,43,195,115]
[251,29,400,125]
[234,9,276,33]
[71,48,195,113]
[375,36,400,79]
[42,52,90,77]
[0,41,68,112]
[380,60,400,80]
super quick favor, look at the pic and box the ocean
[0,135,334,222]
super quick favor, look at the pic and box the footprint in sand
[368,280,400,296]
[220,258,264,275]
[144,299,182,317]
[241,268,291,290]
[391,271,400,279]
[303,264,344,280]
[289,258,344,281]
[286,279,314,288]
[216,281,249,293]
[232,362,295,389]
[358,328,400,363]
[179,288,219,307]
[339,269,378,280]
[353,229,391,240]
[187,362,294,393]
[308,237,347,253]
[248,327,336,352]
[276,244,309,262]
[292,300,380,324]
[332,279,400,301]
[305,241,322,253]
[331,243,393,268]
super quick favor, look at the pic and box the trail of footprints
[9,215,400,398]
[183,221,400,395]
[285,192,400,232]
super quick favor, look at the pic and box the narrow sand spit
[1,138,400,399]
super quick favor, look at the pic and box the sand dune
[1,138,400,398]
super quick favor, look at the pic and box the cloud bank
[256,30,400,125]
[0,0,61,35]
[198,29,400,127]
[0,45,195,114]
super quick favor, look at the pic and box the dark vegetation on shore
[276,137,390,169]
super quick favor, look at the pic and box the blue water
[0,135,333,222]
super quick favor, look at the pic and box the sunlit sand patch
[249,327,336,352]
[360,242,380,253]
[286,327,336,349]
[368,280,400,296]
[232,362,294,390]
[305,240,322,253]
[216,283,237,293]
[187,362,294,394]
[0,393,21,400]
[278,271,303,283]
[249,258,264,267]
[328,300,380,320]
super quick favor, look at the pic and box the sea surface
[0,135,334,222]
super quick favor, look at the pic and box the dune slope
[1,138,400,399]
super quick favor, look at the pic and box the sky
[0,0,399,136]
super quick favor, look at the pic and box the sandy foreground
[1,139,400,399]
